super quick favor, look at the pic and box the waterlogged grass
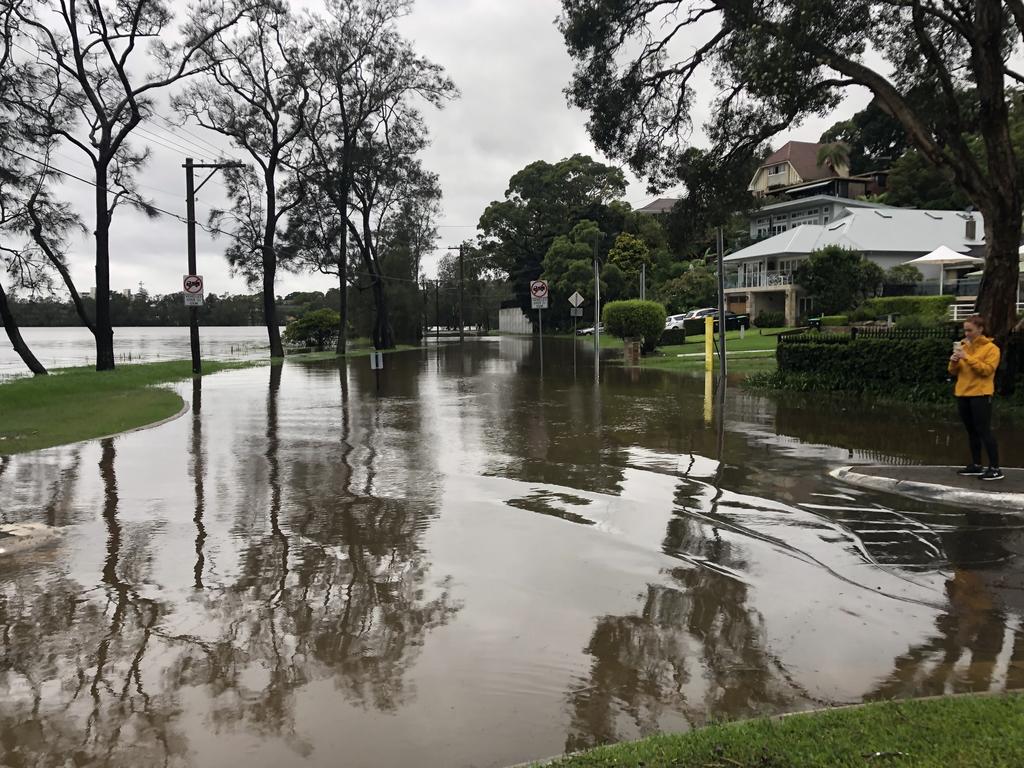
[541,694,1024,768]
[641,354,777,375]
[0,360,255,455]
[285,343,422,362]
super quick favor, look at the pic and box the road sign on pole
[530,279,549,309]
[183,274,204,307]
[569,291,584,308]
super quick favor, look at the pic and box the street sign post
[530,280,548,372]
[568,292,586,375]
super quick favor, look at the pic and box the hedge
[602,300,667,352]
[659,327,686,346]
[754,311,786,328]
[774,334,955,401]
[858,295,955,318]
[821,315,848,326]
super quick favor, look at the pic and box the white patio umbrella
[905,246,984,295]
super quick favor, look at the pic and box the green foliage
[793,246,883,314]
[816,142,850,172]
[882,149,972,209]
[602,300,666,350]
[859,295,955,318]
[607,232,651,274]
[774,334,954,402]
[754,310,786,328]
[659,327,686,346]
[478,154,627,314]
[885,264,924,285]
[657,262,717,313]
[284,308,341,348]
[819,100,909,174]
[821,315,848,326]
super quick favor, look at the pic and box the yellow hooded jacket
[948,335,1001,397]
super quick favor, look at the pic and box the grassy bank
[640,353,777,375]
[540,693,1024,767]
[0,360,254,455]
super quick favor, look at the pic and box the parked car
[664,313,688,330]
[712,310,751,331]
[684,307,718,320]
[576,323,605,336]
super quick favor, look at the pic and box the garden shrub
[659,327,686,346]
[858,295,955,318]
[754,310,786,328]
[821,315,848,326]
[774,334,954,402]
[603,300,667,352]
[284,308,341,348]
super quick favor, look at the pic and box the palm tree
[817,142,851,174]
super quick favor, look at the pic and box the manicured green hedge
[754,311,786,328]
[775,335,954,401]
[602,300,667,351]
[858,295,955,317]
[659,327,686,346]
[821,314,848,326]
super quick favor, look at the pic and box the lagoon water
[0,325,273,378]
[0,337,1021,767]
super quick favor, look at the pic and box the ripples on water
[0,337,1021,767]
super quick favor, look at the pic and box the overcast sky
[44,0,872,300]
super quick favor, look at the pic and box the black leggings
[957,396,1000,468]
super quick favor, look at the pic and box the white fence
[949,302,1024,322]
[499,307,534,334]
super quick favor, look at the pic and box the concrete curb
[830,466,1024,512]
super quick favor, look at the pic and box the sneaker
[957,464,985,476]
[980,468,1005,481]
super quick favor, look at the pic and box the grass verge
[0,360,255,456]
[540,693,1024,767]
[640,353,777,375]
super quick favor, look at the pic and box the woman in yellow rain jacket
[948,314,1002,481]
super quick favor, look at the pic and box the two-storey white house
[725,207,984,325]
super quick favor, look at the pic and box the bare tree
[297,0,455,353]
[10,0,251,369]
[175,0,309,359]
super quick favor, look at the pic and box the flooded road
[1,337,1022,767]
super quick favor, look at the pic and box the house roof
[754,194,891,215]
[635,197,679,215]
[725,208,984,262]
[760,141,839,182]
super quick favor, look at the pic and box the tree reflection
[565,509,808,752]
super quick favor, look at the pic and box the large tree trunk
[370,276,394,350]
[976,213,1022,342]
[263,175,284,359]
[94,167,115,370]
[0,280,47,375]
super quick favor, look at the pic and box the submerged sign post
[569,291,585,375]
[530,280,548,372]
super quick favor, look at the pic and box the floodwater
[0,326,273,379]
[0,338,1021,768]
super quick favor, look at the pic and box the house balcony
[725,270,795,291]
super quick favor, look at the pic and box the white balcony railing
[728,270,795,290]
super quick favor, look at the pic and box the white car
[664,313,687,330]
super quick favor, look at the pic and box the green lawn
[640,354,778,375]
[540,694,1024,768]
[0,360,254,456]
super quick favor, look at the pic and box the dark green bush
[775,335,954,401]
[284,308,341,348]
[603,300,667,351]
[659,327,686,346]
[821,315,848,326]
[754,310,786,328]
[858,295,955,318]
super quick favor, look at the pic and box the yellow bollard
[703,369,713,426]
[704,315,714,371]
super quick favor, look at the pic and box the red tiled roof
[761,141,839,182]
[636,197,679,214]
